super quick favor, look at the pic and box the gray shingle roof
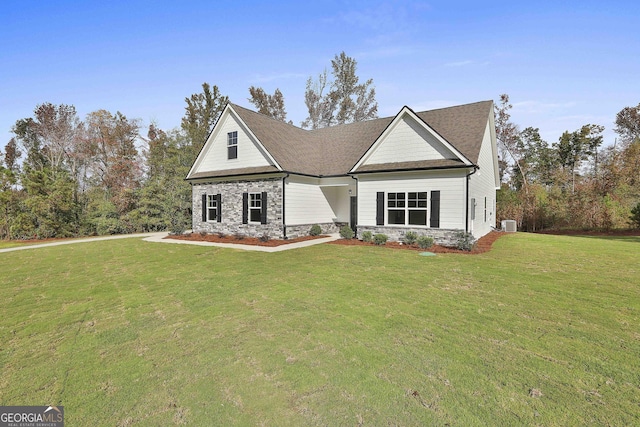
[194,100,492,179]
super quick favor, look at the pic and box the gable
[361,114,458,166]
[187,107,279,179]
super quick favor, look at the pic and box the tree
[494,94,520,184]
[248,87,288,121]
[301,52,377,129]
[84,110,141,214]
[181,83,228,154]
[554,124,604,193]
[614,103,640,146]
[330,52,377,125]
[3,138,21,174]
[301,70,335,129]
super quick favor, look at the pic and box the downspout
[350,175,359,236]
[465,166,479,233]
[282,173,290,239]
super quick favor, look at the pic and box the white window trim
[387,191,429,227]
[249,192,262,223]
[207,194,217,222]
[227,131,238,160]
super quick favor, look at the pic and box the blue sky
[1,0,639,147]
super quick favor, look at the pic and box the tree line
[0,52,378,239]
[495,94,640,231]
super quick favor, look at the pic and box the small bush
[217,232,226,238]
[454,231,476,251]
[361,231,373,242]
[630,202,640,229]
[199,231,208,237]
[309,224,322,236]
[169,225,186,235]
[403,231,418,245]
[416,235,434,249]
[259,233,270,242]
[234,232,245,240]
[339,225,354,239]
[373,233,388,245]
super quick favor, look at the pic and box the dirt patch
[328,231,506,254]
[164,233,329,247]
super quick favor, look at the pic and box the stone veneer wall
[284,222,347,239]
[192,177,284,239]
[355,225,462,247]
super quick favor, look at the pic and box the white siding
[363,115,455,166]
[192,111,272,175]
[285,176,334,225]
[357,170,467,229]
[468,119,499,238]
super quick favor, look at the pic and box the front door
[350,196,357,233]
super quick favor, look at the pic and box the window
[408,192,428,225]
[385,192,428,226]
[227,131,238,159]
[249,193,262,222]
[201,193,221,223]
[387,192,405,224]
[243,192,267,224]
[207,194,217,221]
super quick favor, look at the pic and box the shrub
[403,231,418,245]
[259,233,270,242]
[373,233,388,245]
[361,231,373,242]
[169,224,186,235]
[217,232,226,238]
[630,202,640,229]
[416,235,434,249]
[234,232,245,240]
[454,231,476,251]
[199,231,208,237]
[339,225,354,239]
[309,224,322,236]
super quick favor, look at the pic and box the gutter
[465,166,479,233]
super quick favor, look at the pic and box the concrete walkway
[142,233,341,252]
[0,232,341,253]
[0,232,168,253]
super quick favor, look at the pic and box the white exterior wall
[284,175,354,225]
[357,170,467,229]
[192,111,273,175]
[362,115,454,165]
[468,120,500,238]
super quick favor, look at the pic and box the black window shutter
[242,192,248,224]
[430,191,440,228]
[201,194,207,222]
[260,192,268,224]
[376,192,384,225]
[216,194,222,222]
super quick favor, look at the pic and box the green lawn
[0,233,638,425]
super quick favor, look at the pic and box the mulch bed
[328,231,506,254]
[165,233,329,247]
[166,231,507,253]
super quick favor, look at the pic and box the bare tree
[248,86,288,121]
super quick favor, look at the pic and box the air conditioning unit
[501,220,517,232]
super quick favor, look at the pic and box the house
[185,100,499,245]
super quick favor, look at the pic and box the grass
[0,233,638,425]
